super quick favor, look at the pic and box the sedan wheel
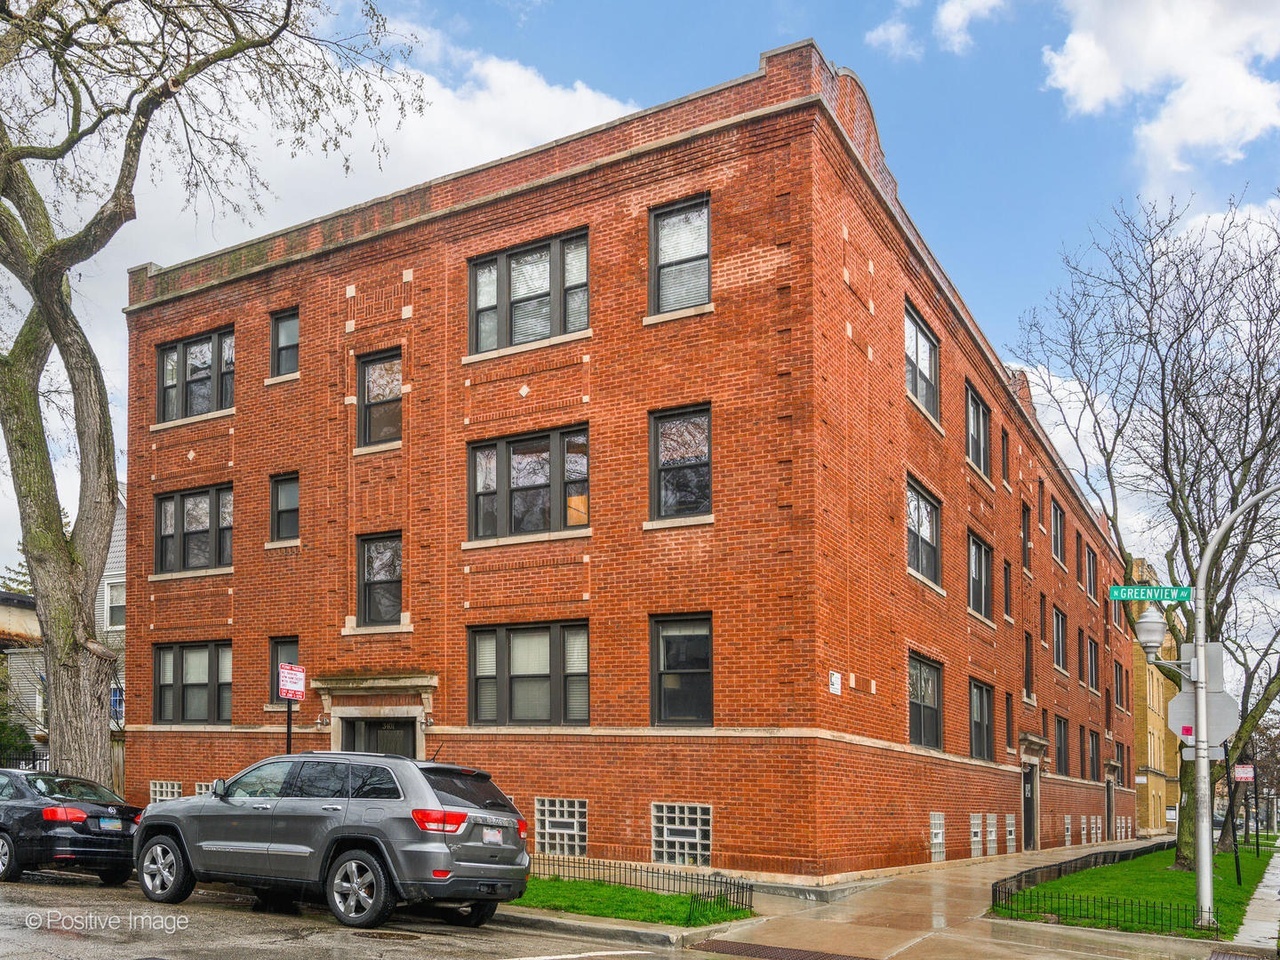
[0,832,21,882]
[326,850,395,928]
[138,835,195,903]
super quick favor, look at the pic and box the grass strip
[512,875,753,927]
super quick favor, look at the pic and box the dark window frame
[650,406,711,520]
[270,637,299,705]
[357,532,402,627]
[1021,503,1032,570]
[908,652,942,749]
[1089,729,1102,781]
[651,615,713,726]
[154,641,232,723]
[904,300,940,419]
[1023,631,1034,696]
[968,533,993,620]
[469,424,589,539]
[1053,606,1068,671]
[1055,715,1069,775]
[155,484,233,573]
[965,384,991,476]
[906,478,941,585]
[649,194,711,314]
[469,621,589,726]
[1000,428,1009,483]
[969,679,994,761]
[357,349,402,447]
[1003,560,1012,619]
[1050,499,1066,563]
[1088,637,1099,691]
[1086,545,1098,599]
[156,328,235,423]
[271,309,299,377]
[1114,661,1125,708]
[271,473,299,542]
[1077,627,1086,682]
[469,230,590,354]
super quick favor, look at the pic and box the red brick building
[124,40,1134,881]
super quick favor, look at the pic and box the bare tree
[1017,197,1280,869]
[0,0,421,783]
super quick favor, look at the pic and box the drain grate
[691,940,875,960]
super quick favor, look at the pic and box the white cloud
[934,0,1008,54]
[1044,0,1280,190]
[865,18,924,61]
[0,28,634,573]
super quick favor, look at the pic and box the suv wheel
[443,901,498,928]
[138,835,196,903]
[0,832,21,882]
[326,850,395,928]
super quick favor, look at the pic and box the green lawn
[512,876,753,927]
[992,844,1275,939]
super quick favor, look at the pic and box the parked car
[0,768,141,885]
[134,752,529,928]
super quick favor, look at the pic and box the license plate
[99,818,122,832]
[482,826,502,845]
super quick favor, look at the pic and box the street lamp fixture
[1135,606,1172,665]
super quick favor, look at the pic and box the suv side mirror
[211,778,227,798]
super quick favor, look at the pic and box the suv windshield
[419,767,514,811]
[25,775,123,804]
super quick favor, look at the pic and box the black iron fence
[0,750,50,771]
[990,839,1217,938]
[530,854,753,924]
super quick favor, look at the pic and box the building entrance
[341,718,416,758]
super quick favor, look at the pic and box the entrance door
[341,718,416,758]
[1022,765,1037,850]
[1106,780,1115,840]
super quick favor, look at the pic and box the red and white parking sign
[278,663,306,701]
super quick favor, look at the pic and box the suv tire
[326,849,395,928]
[138,834,196,904]
[443,901,498,928]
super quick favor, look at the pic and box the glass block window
[1006,814,1016,853]
[1079,814,1087,844]
[1064,815,1072,846]
[930,812,946,862]
[534,797,588,856]
[985,814,997,857]
[970,813,983,858]
[651,803,711,866]
[194,782,214,796]
[150,780,182,803]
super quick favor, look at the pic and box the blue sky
[7,0,1280,567]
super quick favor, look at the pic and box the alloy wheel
[330,859,376,920]
[142,842,176,895]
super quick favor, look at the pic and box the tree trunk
[1174,757,1196,870]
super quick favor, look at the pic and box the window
[1079,724,1087,781]
[1037,479,1045,525]
[1089,730,1101,781]
[150,780,182,803]
[652,802,711,866]
[106,582,125,629]
[268,474,299,542]
[471,233,588,353]
[1050,500,1065,563]
[471,426,589,538]
[968,534,992,620]
[1039,593,1047,644]
[1086,546,1098,599]
[1075,532,1083,582]
[1077,628,1085,681]
[1055,716,1069,775]
[651,617,712,725]
[904,301,939,418]
[1023,632,1034,695]
[1003,561,1012,618]
[157,329,234,422]
[155,485,233,573]
[154,642,231,723]
[906,479,941,584]
[909,653,941,749]
[271,309,298,377]
[1000,428,1009,482]
[1114,661,1124,707]
[535,797,588,856]
[357,349,402,446]
[1088,638,1099,691]
[357,533,401,626]
[110,686,124,723]
[965,386,990,476]
[271,637,299,704]
[1053,607,1067,670]
[1005,692,1014,748]
[1112,591,1124,629]
[651,196,710,313]
[470,622,588,725]
[650,407,710,519]
[1021,503,1032,570]
[969,680,994,761]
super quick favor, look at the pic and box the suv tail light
[43,807,88,823]
[412,808,467,833]
[516,818,528,840]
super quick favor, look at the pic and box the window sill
[265,539,301,550]
[1053,556,1068,573]
[1087,594,1100,607]
[149,566,234,582]
[1022,567,1033,580]
[643,514,714,531]
[461,527,592,551]
[1022,693,1037,707]
[1003,614,1016,625]
[1002,480,1013,494]
[149,407,235,433]
[264,371,300,387]
[642,302,715,326]
[462,328,592,364]
[340,622,415,636]
[906,392,945,437]
[966,460,996,492]
[906,567,946,597]
[353,440,402,457]
[1053,665,1070,679]
[968,609,998,631]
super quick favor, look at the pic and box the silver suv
[134,752,528,928]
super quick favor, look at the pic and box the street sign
[1183,746,1227,761]
[1181,642,1225,692]
[1167,689,1239,744]
[1236,765,1256,782]
[278,663,306,701]
[1109,584,1192,603]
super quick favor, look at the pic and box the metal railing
[530,854,753,924]
[0,750,50,771]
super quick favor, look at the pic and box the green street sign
[1109,584,1192,603]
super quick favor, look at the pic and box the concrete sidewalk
[1232,840,1280,952]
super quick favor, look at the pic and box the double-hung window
[965,385,990,476]
[1053,606,1068,671]
[1088,638,1099,691]
[271,638,299,704]
[1089,730,1101,781]
[970,680,994,761]
[471,622,588,725]
[651,407,710,519]
[358,533,401,626]
[271,474,299,542]
[271,309,299,377]
[157,329,235,422]
[1085,545,1098,599]
[908,653,941,748]
[1021,503,1032,570]
[906,479,941,585]
[1050,500,1066,563]
[1114,662,1125,707]
[156,485,233,572]
[1055,715,1069,775]
[968,534,993,620]
[106,582,125,630]
[650,196,710,313]
[471,232,589,353]
[154,642,231,723]
[471,426,589,539]
[651,616,712,725]
[904,301,939,418]
[358,350,402,446]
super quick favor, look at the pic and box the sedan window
[226,760,294,798]
[25,775,123,804]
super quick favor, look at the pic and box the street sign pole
[286,697,293,755]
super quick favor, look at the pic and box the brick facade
[124,40,1135,882]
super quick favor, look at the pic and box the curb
[490,904,768,948]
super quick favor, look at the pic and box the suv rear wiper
[482,799,512,810]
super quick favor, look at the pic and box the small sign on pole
[1236,764,1256,782]
[278,663,306,701]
